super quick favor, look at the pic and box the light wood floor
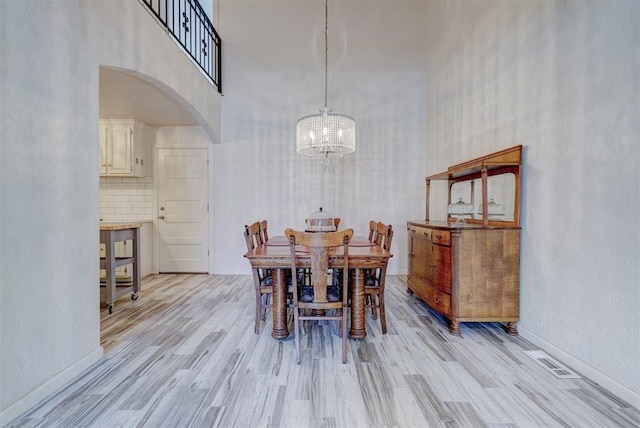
[8,274,640,427]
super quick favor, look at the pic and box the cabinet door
[408,229,429,300]
[411,232,432,283]
[108,126,133,175]
[131,123,146,177]
[99,126,109,174]
[432,243,451,294]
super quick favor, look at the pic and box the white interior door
[157,148,209,273]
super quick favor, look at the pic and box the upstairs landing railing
[141,0,222,94]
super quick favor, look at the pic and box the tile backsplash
[100,177,153,222]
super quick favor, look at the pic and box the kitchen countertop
[100,222,143,231]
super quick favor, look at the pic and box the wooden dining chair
[245,221,273,334]
[299,217,342,286]
[259,219,269,243]
[258,219,273,292]
[356,220,380,296]
[365,222,393,334]
[285,227,354,364]
[368,220,377,242]
[333,217,341,229]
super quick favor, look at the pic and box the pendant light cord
[324,0,328,110]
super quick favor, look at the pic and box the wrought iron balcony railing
[141,0,222,94]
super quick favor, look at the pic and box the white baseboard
[519,327,640,410]
[0,346,104,426]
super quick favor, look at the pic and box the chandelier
[296,0,356,158]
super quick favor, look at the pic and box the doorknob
[158,215,165,220]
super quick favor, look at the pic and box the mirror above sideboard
[426,145,522,228]
[450,172,516,223]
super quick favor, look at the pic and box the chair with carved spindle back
[360,220,378,288]
[285,228,353,364]
[354,219,381,295]
[300,217,342,286]
[259,219,269,243]
[364,222,393,334]
[259,219,273,288]
[245,221,273,333]
[368,220,377,242]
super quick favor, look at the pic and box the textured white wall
[213,65,427,275]
[424,0,639,405]
[0,2,102,420]
[0,1,220,422]
[3,0,638,421]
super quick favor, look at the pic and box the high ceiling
[219,0,428,71]
[99,0,428,126]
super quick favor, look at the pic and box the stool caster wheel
[131,293,139,301]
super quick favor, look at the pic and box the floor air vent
[523,350,580,379]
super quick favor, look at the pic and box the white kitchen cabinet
[99,119,147,177]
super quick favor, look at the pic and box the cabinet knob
[158,215,165,220]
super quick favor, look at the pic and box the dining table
[244,235,392,340]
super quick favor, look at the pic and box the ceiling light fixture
[296,0,356,158]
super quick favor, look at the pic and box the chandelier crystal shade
[296,108,356,157]
[296,0,356,158]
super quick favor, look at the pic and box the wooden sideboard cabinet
[407,145,522,335]
[407,221,520,335]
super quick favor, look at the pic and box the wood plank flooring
[7,274,640,427]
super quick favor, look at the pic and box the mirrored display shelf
[425,145,522,228]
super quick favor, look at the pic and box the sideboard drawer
[432,230,450,246]
[431,288,451,317]
[410,225,431,241]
